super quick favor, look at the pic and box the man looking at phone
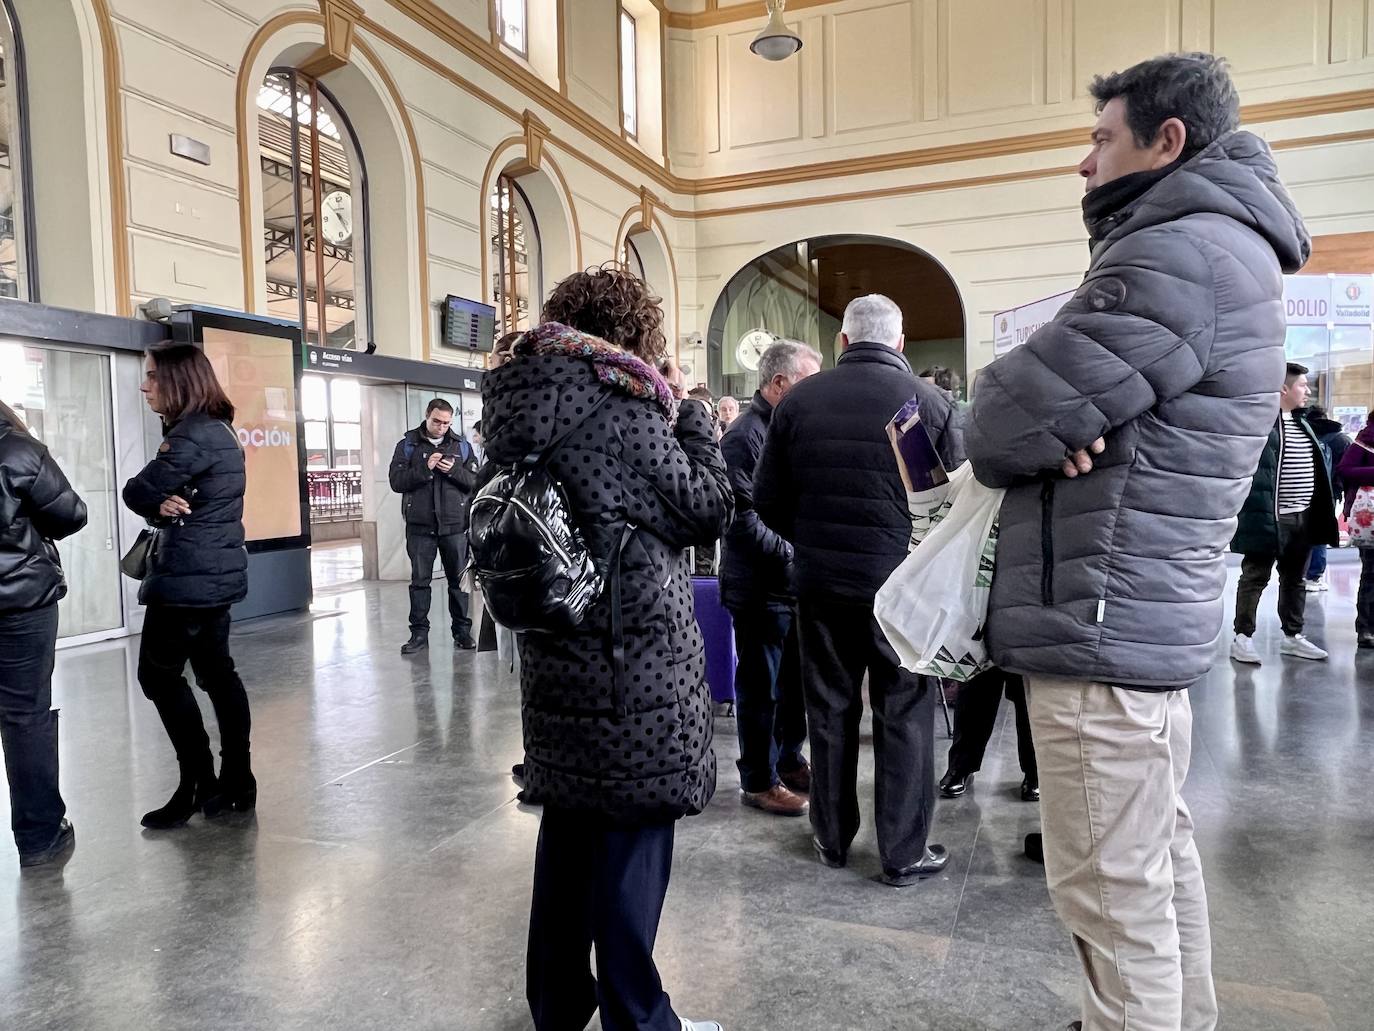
[390,399,480,655]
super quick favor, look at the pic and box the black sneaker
[19,820,75,869]
[454,634,476,650]
[400,634,428,655]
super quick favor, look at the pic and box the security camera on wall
[139,298,175,323]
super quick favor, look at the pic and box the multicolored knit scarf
[512,322,676,418]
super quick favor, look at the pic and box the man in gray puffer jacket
[966,54,1308,1031]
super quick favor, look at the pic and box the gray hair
[758,339,824,384]
[841,294,904,348]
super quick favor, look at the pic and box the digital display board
[202,326,304,543]
[441,294,497,353]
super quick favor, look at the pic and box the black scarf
[1082,161,1182,247]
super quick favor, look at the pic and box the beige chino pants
[1026,677,1219,1031]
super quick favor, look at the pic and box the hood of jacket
[1091,130,1310,274]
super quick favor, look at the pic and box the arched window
[490,173,542,336]
[257,68,371,349]
[622,236,646,283]
[0,0,34,300]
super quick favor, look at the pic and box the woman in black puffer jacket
[481,268,733,1031]
[0,400,87,867]
[122,344,253,829]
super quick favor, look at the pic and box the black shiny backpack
[468,395,615,633]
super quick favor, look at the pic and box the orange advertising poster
[202,328,303,542]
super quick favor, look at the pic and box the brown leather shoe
[779,763,811,795]
[740,784,808,817]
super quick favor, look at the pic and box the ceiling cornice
[664,0,838,30]
[379,3,1374,205]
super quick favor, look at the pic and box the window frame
[259,67,374,350]
[618,7,638,140]
[490,173,542,337]
[0,0,38,300]
[496,0,529,58]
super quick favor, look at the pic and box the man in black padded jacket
[390,398,480,655]
[755,293,963,888]
[719,338,822,818]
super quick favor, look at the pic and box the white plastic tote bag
[875,464,1004,681]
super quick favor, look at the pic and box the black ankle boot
[142,768,217,829]
[204,767,256,819]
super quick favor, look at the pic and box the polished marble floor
[2,557,1371,1030]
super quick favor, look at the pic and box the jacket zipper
[1040,480,1056,606]
[1273,416,1284,531]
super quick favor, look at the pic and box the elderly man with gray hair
[755,294,962,885]
[719,339,823,818]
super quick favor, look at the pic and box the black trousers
[946,668,1036,783]
[137,605,252,779]
[0,604,65,853]
[1358,549,1374,635]
[407,530,471,638]
[727,600,807,793]
[1235,510,1314,637]
[527,807,680,1031]
[797,598,936,872]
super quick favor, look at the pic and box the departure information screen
[442,295,497,353]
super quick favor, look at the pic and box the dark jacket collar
[748,390,774,423]
[838,341,913,373]
[1088,131,1310,272]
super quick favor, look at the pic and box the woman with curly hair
[481,265,733,1031]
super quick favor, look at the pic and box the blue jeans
[1306,544,1327,580]
[727,600,808,793]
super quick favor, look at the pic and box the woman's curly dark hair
[541,264,667,363]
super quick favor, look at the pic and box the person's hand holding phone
[437,455,456,473]
[159,495,192,519]
[427,451,446,471]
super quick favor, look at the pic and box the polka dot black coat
[482,351,734,824]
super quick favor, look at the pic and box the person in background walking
[756,293,961,887]
[1231,363,1339,664]
[1336,410,1374,649]
[720,339,822,818]
[1302,405,1351,592]
[390,399,481,655]
[123,344,255,829]
[483,266,733,1031]
[0,400,86,866]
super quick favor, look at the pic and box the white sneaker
[1230,634,1262,665]
[682,1022,723,1031]
[1280,634,1328,661]
[1305,578,1323,593]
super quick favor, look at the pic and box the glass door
[0,342,123,638]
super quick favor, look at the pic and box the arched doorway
[706,235,965,400]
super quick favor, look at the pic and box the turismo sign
[993,289,1074,356]
[995,273,1374,356]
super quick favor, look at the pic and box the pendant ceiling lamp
[750,0,803,61]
